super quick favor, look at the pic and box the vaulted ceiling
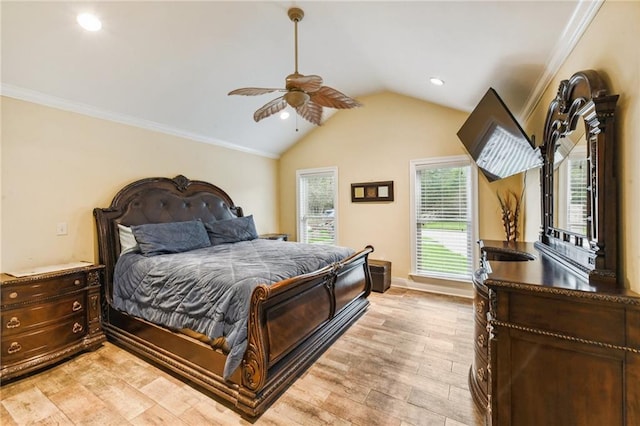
[1,1,601,158]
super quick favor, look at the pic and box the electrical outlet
[56,222,68,236]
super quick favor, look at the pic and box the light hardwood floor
[1,287,483,425]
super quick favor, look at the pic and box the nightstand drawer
[1,273,86,306]
[2,293,86,336]
[1,314,87,363]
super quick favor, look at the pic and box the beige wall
[1,96,279,272]
[523,0,640,291]
[279,91,519,280]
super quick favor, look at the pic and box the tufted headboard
[93,175,243,302]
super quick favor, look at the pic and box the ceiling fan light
[285,91,310,108]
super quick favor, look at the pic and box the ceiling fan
[228,7,362,126]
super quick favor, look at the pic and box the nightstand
[259,233,289,241]
[0,263,106,382]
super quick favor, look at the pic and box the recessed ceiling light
[77,13,102,31]
[280,111,290,120]
[429,77,445,86]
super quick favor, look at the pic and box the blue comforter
[113,239,354,379]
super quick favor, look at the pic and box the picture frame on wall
[351,181,394,202]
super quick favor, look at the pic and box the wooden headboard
[93,175,243,301]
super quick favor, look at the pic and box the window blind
[567,158,588,235]
[415,164,473,280]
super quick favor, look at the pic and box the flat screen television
[457,88,542,182]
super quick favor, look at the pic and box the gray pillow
[131,220,211,256]
[205,215,258,245]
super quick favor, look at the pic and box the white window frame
[296,167,338,244]
[409,155,479,282]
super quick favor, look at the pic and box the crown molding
[520,0,604,122]
[0,84,279,160]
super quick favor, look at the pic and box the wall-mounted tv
[457,88,542,182]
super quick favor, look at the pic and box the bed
[93,174,373,417]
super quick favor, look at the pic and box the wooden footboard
[239,246,373,415]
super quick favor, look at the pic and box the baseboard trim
[390,277,473,299]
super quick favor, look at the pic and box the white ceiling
[1,1,601,158]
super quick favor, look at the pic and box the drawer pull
[477,367,486,382]
[8,342,22,354]
[74,279,82,286]
[6,317,21,329]
[477,333,486,348]
[9,292,18,299]
[72,301,83,312]
[72,322,84,333]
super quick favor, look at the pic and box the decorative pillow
[131,220,211,256]
[205,215,258,246]
[117,224,140,256]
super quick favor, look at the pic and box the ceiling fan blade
[254,96,287,122]
[228,87,285,96]
[295,100,323,125]
[286,74,323,92]
[310,86,362,109]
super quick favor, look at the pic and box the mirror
[534,70,620,285]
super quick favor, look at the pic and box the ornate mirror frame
[534,70,620,285]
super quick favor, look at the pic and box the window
[296,167,337,244]
[410,156,478,281]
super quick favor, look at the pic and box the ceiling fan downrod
[288,7,304,75]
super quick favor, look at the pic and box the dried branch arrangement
[496,189,523,242]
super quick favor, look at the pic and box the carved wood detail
[243,285,270,391]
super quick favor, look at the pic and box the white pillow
[117,224,140,256]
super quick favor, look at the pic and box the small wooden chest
[368,259,391,293]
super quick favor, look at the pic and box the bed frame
[93,175,373,417]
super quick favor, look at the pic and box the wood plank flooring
[1,287,483,425]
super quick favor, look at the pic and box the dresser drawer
[1,314,87,363]
[508,292,626,346]
[1,273,86,306]
[1,293,86,337]
[473,350,489,395]
[474,316,488,353]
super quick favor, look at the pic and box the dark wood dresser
[471,241,640,425]
[0,264,106,382]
